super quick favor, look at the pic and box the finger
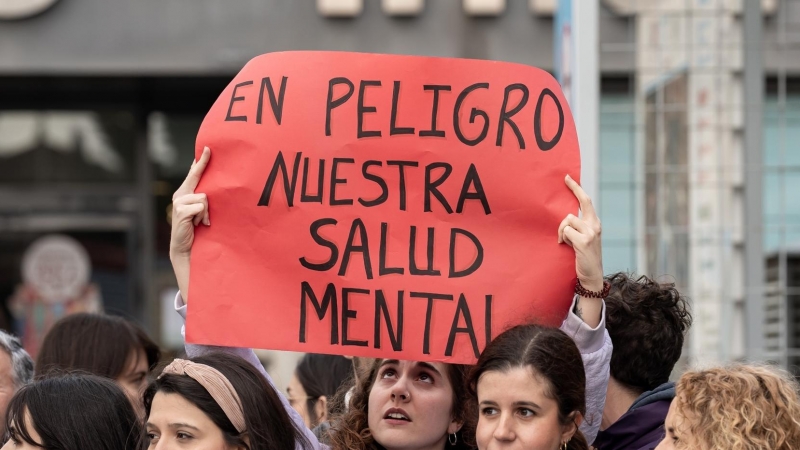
[565,174,598,222]
[175,147,211,199]
[174,203,205,225]
[173,193,210,227]
[558,214,588,243]
[562,225,581,248]
[173,193,207,207]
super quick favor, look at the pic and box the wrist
[170,249,191,263]
[575,279,610,298]
[579,278,604,292]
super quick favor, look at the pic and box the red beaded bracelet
[575,280,611,298]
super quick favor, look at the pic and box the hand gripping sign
[187,51,580,364]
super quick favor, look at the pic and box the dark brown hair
[604,272,692,394]
[295,353,354,427]
[36,313,160,380]
[468,325,588,450]
[143,352,311,450]
[329,360,475,450]
[6,373,141,450]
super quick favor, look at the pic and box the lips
[384,407,411,422]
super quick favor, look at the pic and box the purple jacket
[593,382,674,450]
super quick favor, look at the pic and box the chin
[376,433,444,450]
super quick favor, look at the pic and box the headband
[159,359,246,433]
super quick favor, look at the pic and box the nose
[493,413,515,442]
[390,374,411,402]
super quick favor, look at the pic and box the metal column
[743,0,764,361]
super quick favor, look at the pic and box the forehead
[664,399,680,424]
[477,367,551,400]
[148,391,214,426]
[379,359,448,372]
[0,350,12,372]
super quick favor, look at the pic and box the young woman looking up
[2,373,140,450]
[144,352,311,450]
[169,147,612,450]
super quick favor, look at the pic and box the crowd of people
[0,146,798,450]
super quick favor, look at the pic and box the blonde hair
[674,364,800,450]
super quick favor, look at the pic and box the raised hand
[558,174,604,326]
[170,146,211,304]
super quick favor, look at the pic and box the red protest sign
[186,51,580,364]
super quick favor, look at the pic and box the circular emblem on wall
[0,0,59,20]
[22,234,91,304]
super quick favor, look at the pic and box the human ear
[233,433,251,450]
[561,411,582,443]
[315,395,329,423]
[447,418,464,435]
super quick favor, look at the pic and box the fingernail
[566,174,572,181]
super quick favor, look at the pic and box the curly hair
[604,272,692,393]
[328,359,475,450]
[673,365,800,450]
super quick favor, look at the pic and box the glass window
[600,93,638,274]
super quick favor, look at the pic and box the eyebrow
[478,400,542,410]
[416,362,443,377]
[514,401,542,410]
[168,423,199,430]
[146,422,200,431]
[379,360,443,376]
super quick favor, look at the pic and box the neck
[600,378,639,430]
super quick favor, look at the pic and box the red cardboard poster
[187,51,580,364]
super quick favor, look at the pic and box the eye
[417,372,434,383]
[146,433,159,446]
[177,432,193,440]
[481,407,498,416]
[517,408,535,418]
[381,368,397,379]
